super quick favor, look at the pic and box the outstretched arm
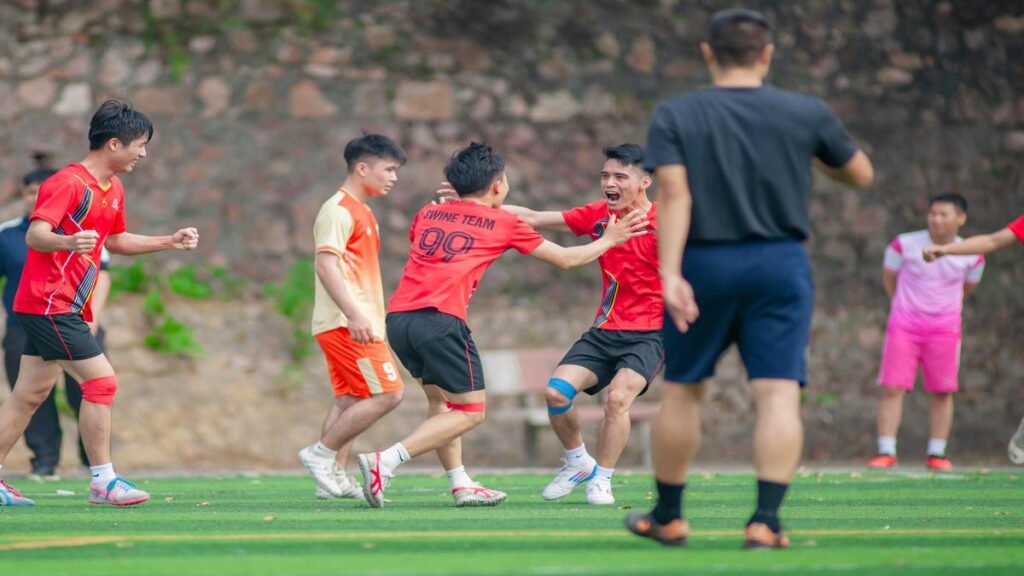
[106,228,199,255]
[923,228,1017,261]
[527,211,647,269]
[502,205,571,231]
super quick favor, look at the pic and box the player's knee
[546,378,577,414]
[384,388,405,406]
[14,385,50,410]
[604,387,635,415]
[81,375,118,406]
[446,400,486,424]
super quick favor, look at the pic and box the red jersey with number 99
[388,200,544,320]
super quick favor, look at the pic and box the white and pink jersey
[884,229,984,335]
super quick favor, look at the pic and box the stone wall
[0,0,1022,471]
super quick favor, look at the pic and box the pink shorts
[878,325,960,393]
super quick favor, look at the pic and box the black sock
[652,481,686,525]
[746,479,788,533]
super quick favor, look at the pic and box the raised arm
[105,228,199,255]
[527,211,646,269]
[923,228,1017,261]
[502,204,571,232]
[814,150,874,189]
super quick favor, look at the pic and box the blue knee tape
[547,378,577,415]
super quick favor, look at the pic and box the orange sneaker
[744,522,789,549]
[624,512,689,547]
[867,454,899,469]
[926,455,953,471]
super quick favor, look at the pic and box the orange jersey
[311,189,386,339]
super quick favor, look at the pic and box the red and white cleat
[452,483,507,507]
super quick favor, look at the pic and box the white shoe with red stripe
[452,483,507,507]
[357,452,392,509]
[0,479,34,506]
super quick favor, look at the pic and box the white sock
[566,444,592,462]
[594,465,614,481]
[927,438,947,457]
[878,436,897,456]
[90,463,117,485]
[381,442,411,470]
[0,464,4,474]
[311,441,336,459]
[446,465,474,489]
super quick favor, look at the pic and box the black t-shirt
[645,84,858,242]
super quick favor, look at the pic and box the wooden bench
[482,348,660,467]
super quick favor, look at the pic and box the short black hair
[603,143,648,173]
[930,193,968,214]
[22,168,56,187]
[88,100,154,150]
[444,142,506,197]
[707,9,773,69]
[343,133,407,173]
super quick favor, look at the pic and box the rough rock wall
[0,0,1022,470]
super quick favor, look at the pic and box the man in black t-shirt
[624,9,874,549]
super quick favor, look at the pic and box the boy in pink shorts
[870,194,984,471]
[923,214,1024,465]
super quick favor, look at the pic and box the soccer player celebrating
[298,134,407,500]
[0,100,199,507]
[625,9,873,548]
[356,142,647,508]
[923,215,1024,465]
[869,194,984,472]
[501,144,660,505]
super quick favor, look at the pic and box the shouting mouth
[604,191,621,204]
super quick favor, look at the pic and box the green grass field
[1,470,1022,575]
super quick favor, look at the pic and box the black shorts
[386,309,484,394]
[15,313,103,362]
[559,328,664,396]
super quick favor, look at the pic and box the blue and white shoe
[0,478,35,506]
[542,458,597,501]
[89,477,150,506]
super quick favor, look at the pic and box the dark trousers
[3,324,106,472]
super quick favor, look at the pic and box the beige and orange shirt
[311,189,386,339]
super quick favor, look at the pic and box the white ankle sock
[90,463,117,485]
[927,439,947,457]
[381,442,411,469]
[446,465,474,489]
[566,444,591,462]
[877,436,897,456]
[594,465,614,481]
[311,441,336,459]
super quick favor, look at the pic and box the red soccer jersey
[388,200,544,320]
[14,163,127,322]
[561,200,661,331]
[1009,215,1024,243]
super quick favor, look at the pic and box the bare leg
[928,392,953,442]
[876,386,906,438]
[422,385,462,471]
[653,383,704,484]
[398,389,486,458]
[320,395,358,467]
[595,369,647,468]
[0,355,62,463]
[58,354,117,467]
[321,390,404,452]
[751,379,802,483]
[545,365,598,451]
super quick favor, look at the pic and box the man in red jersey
[0,101,199,508]
[355,142,647,508]
[501,144,660,505]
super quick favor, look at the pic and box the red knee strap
[445,400,485,413]
[81,375,118,406]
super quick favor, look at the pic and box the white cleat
[1009,417,1024,465]
[315,468,363,500]
[88,477,150,507]
[585,478,615,505]
[542,458,597,501]
[299,445,343,497]
[357,452,392,509]
[452,483,507,507]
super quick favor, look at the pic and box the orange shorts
[315,327,404,398]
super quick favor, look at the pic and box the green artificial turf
[1,471,1022,575]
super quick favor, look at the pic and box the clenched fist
[172,228,199,250]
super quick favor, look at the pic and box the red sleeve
[1009,215,1024,243]
[561,201,604,237]
[408,209,423,244]
[508,218,545,254]
[110,186,127,234]
[30,177,76,228]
